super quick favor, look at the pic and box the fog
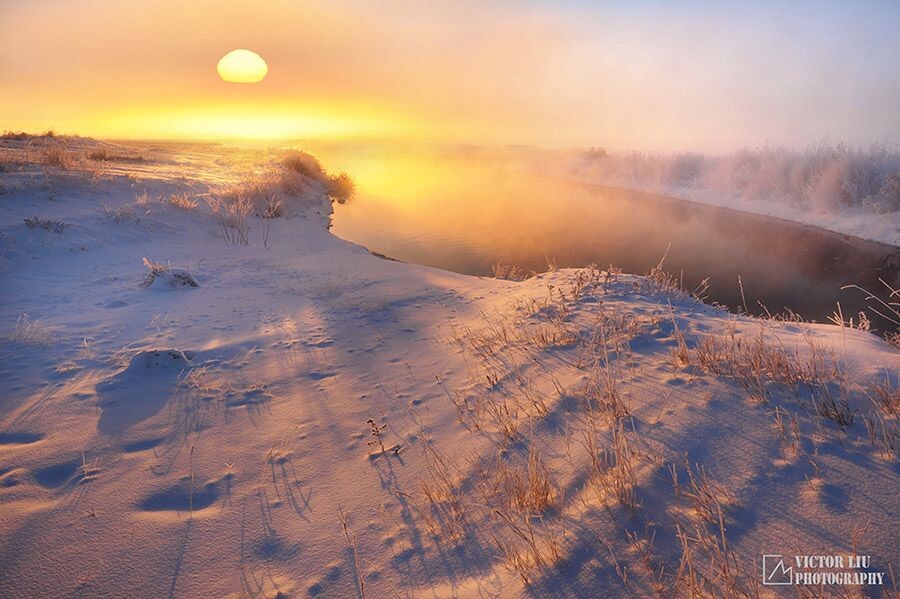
[2,0,899,150]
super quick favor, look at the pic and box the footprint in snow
[308,371,336,380]
[0,431,44,446]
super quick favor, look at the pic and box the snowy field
[0,137,898,598]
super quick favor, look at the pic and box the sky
[2,0,899,150]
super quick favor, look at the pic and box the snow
[0,138,898,597]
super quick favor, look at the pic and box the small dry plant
[582,417,638,511]
[868,372,900,416]
[5,313,58,345]
[261,195,283,219]
[489,509,565,586]
[42,144,74,169]
[141,257,168,287]
[492,261,529,281]
[862,372,900,459]
[412,439,469,542]
[841,279,900,348]
[169,192,199,210]
[99,203,143,223]
[464,442,566,584]
[337,507,366,599]
[500,444,558,515]
[206,196,251,245]
[681,324,852,423]
[24,216,71,233]
[670,463,755,598]
[366,418,399,457]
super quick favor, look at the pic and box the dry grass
[492,260,529,281]
[87,148,144,162]
[4,313,59,345]
[212,160,331,228]
[489,508,565,585]
[862,372,900,459]
[1,130,43,141]
[338,507,366,599]
[886,331,900,350]
[405,429,567,585]
[24,216,71,233]
[678,324,847,409]
[666,462,755,598]
[410,438,469,542]
[42,144,74,169]
[169,192,199,210]
[98,203,144,224]
[869,372,900,416]
[413,264,895,594]
[812,385,854,427]
[206,195,252,245]
[583,417,638,511]
[841,279,900,348]
[477,445,565,584]
[220,170,304,216]
[483,398,521,444]
[0,134,145,181]
[413,265,895,593]
[282,151,356,202]
[260,196,282,219]
[504,444,559,515]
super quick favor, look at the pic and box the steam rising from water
[574,144,900,214]
[320,143,899,333]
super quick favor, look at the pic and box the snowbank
[0,140,897,597]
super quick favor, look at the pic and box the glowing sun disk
[217,49,268,83]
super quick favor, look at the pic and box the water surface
[315,144,900,335]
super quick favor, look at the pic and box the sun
[217,49,268,83]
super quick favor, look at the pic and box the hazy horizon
[3,0,900,151]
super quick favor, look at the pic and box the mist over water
[575,144,900,215]
[318,144,899,335]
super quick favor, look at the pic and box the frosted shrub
[219,169,310,218]
[326,172,355,203]
[42,144,74,169]
[869,175,900,213]
[665,152,706,186]
[580,143,900,214]
[282,151,325,179]
[213,151,355,224]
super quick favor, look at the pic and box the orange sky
[2,0,898,150]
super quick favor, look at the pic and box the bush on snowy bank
[212,151,354,221]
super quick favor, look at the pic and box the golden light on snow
[217,49,268,83]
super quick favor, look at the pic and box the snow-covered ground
[0,138,898,598]
[565,148,900,247]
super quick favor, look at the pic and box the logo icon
[763,555,793,585]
